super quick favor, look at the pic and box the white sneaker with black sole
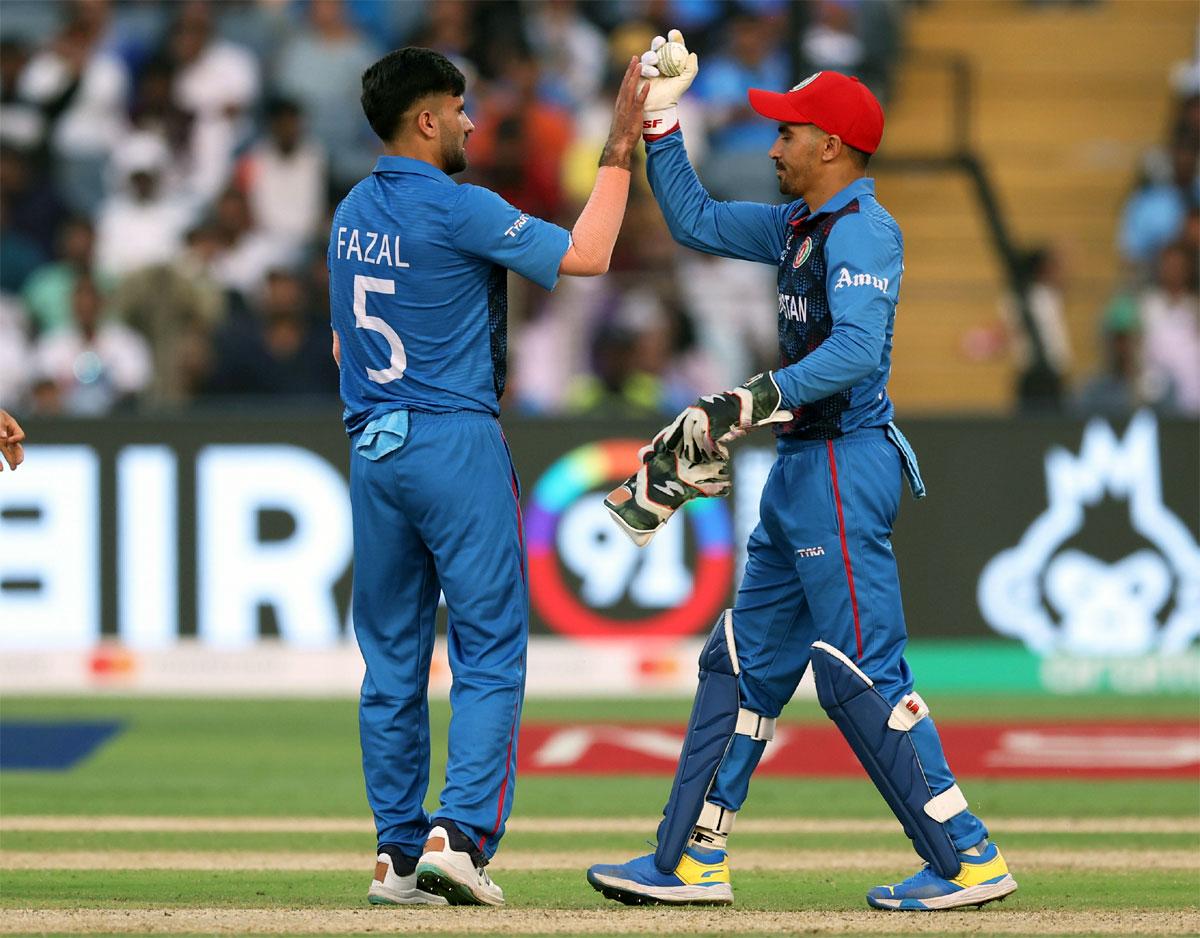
[367,852,448,905]
[415,825,504,906]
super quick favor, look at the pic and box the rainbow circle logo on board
[525,439,735,639]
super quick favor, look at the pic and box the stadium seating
[877,0,1196,411]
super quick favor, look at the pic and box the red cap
[748,71,884,154]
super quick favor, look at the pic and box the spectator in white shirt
[34,273,152,415]
[18,5,130,214]
[209,186,300,303]
[1140,242,1200,415]
[274,0,382,193]
[165,0,258,199]
[0,38,43,151]
[238,98,328,247]
[169,1,258,129]
[94,132,195,279]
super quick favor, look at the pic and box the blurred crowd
[3,0,1196,423]
[997,65,1199,418]
[1091,66,1200,418]
[0,0,905,418]
[1,0,1195,423]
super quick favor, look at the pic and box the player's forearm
[645,132,718,252]
[646,133,783,264]
[558,166,631,277]
[774,322,885,407]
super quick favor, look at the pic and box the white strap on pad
[735,709,775,742]
[887,692,930,731]
[696,801,736,835]
[924,784,969,822]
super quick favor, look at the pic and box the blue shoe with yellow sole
[587,845,733,905]
[867,841,1017,910]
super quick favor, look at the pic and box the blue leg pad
[810,641,964,879]
[653,611,774,874]
[708,732,766,812]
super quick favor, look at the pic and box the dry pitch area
[3,907,1198,936]
[2,696,1197,937]
[3,815,1198,937]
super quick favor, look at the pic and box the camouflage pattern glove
[604,440,731,547]
[655,372,792,464]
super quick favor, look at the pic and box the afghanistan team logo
[793,236,813,269]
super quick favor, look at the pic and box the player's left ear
[414,107,438,140]
[822,134,844,163]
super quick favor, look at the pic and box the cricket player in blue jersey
[331,47,648,907]
[587,32,1018,911]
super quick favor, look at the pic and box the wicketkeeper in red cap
[590,31,1017,912]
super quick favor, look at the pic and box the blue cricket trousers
[710,426,987,850]
[349,409,527,860]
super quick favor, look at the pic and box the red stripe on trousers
[826,440,863,660]
[481,450,522,852]
[510,473,526,583]
[480,697,519,852]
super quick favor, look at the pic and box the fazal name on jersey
[334,226,411,268]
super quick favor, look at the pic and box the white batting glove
[638,28,699,140]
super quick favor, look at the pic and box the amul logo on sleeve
[977,412,1199,656]
[833,267,889,292]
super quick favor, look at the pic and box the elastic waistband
[776,425,887,454]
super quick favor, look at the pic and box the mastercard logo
[525,439,735,639]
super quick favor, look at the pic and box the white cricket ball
[657,41,687,78]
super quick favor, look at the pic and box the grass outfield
[1,694,1198,937]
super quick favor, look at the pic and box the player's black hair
[360,47,466,143]
[846,144,871,169]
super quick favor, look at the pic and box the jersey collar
[812,177,874,216]
[372,155,455,183]
[787,178,874,228]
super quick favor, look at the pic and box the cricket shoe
[866,841,1017,911]
[367,849,447,905]
[587,845,733,905]
[415,823,504,906]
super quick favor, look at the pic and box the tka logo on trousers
[977,412,1199,656]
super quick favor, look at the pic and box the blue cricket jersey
[646,131,903,440]
[330,156,572,435]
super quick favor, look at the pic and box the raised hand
[638,28,699,125]
[601,56,652,168]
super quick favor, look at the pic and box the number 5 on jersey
[354,274,406,383]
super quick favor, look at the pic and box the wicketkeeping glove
[638,28,698,140]
[605,441,731,547]
[655,372,793,464]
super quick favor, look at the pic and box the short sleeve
[451,184,572,291]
